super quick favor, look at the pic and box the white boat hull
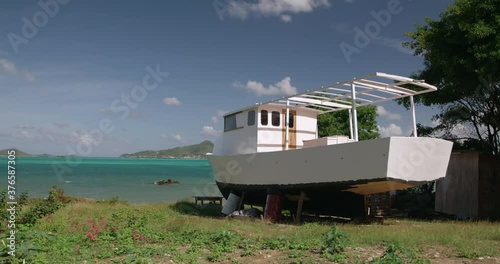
[207,137,453,215]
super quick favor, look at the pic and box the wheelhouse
[217,104,319,155]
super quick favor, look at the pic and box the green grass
[342,219,500,257]
[1,196,499,263]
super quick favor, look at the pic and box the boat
[207,72,453,217]
[154,179,179,185]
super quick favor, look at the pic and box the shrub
[323,224,349,255]
[371,243,430,264]
[210,230,241,252]
[21,185,70,226]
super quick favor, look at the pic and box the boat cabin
[218,104,321,155]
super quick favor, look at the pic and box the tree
[404,0,500,155]
[318,105,379,140]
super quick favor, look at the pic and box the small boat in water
[207,72,453,217]
[154,179,179,185]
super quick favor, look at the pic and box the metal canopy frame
[229,72,437,149]
[263,72,436,114]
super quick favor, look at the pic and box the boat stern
[386,137,453,183]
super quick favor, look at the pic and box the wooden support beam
[295,191,306,224]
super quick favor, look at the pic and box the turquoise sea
[0,157,221,203]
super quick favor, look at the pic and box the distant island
[0,148,78,158]
[120,140,214,159]
[1,141,215,159]
[0,148,32,157]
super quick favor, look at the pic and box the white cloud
[211,110,226,124]
[173,134,187,143]
[331,24,413,55]
[373,37,413,55]
[0,126,129,155]
[71,132,95,145]
[0,58,36,82]
[36,127,69,143]
[378,124,403,137]
[161,133,187,143]
[226,0,330,22]
[431,119,440,127]
[22,69,37,82]
[233,76,297,96]
[163,97,181,106]
[53,122,70,129]
[1,125,44,143]
[64,130,115,146]
[200,126,221,137]
[280,14,292,22]
[332,22,351,34]
[18,130,33,139]
[377,106,401,120]
[16,124,36,129]
[0,130,34,140]
[0,58,17,74]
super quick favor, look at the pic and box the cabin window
[288,112,294,128]
[248,110,255,126]
[224,114,237,132]
[261,110,268,126]
[272,111,280,127]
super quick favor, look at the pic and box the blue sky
[0,0,453,157]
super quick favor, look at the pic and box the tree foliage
[404,0,500,154]
[318,105,379,140]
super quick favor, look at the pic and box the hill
[120,140,214,159]
[0,148,32,156]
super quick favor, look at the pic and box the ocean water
[0,157,221,203]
